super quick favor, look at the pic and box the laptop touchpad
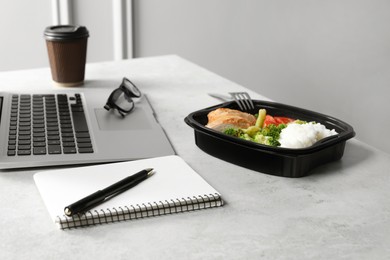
[94,108,153,130]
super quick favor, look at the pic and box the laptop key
[7,150,16,156]
[33,147,47,155]
[60,128,73,133]
[19,126,31,131]
[19,122,31,127]
[77,143,92,148]
[19,140,31,145]
[76,138,91,143]
[71,109,89,132]
[62,137,75,142]
[33,137,45,142]
[76,132,90,138]
[63,147,77,154]
[61,133,74,137]
[18,150,31,156]
[78,147,93,153]
[48,145,61,154]
[33,132,45,137]
[33,120,44,125]
[63,142,76,147]
[33,128,45,133]
[47,131,59,136]
[60,124,72,129]
[18,145,31,150]
[47,126,59,131]
[48,140,60,145]
[33,142,46,147]
[46,122,58,127]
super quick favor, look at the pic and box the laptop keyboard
[7,94,94,156]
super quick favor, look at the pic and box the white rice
[279,122,338,148]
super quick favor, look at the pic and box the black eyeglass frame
[104,77,142,117]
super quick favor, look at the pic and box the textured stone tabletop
[1,55,389,259]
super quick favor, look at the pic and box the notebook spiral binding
[56,193,224,229]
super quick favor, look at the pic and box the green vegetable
[223,123,286,147]
[244,126,260,137]
[261,124,286,139]
[253,134,272,146]
[255,109,267,128]
[293,119,307,124]
[223,128,244,138]
[240,133,253,141]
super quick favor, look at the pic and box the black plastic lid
[44,25,89,41]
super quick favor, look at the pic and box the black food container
[185,100,355,178]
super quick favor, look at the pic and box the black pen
[64,168,154,216]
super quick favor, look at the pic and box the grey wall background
[133,0,390,154]
[0,0,389,154]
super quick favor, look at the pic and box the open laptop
[0,90,175,169]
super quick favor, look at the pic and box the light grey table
[1,55,390,260]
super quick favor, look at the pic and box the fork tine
[230,93,244,110]
[242,92,255,110]
[238,93,250,111]
[229,92,254,111]
[238,93,251,111]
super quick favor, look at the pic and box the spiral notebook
[34,155,224,229]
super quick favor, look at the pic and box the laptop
[0,90,175,169]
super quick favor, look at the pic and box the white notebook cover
[34,155,223,229]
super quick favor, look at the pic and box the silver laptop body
[0,90,175,169]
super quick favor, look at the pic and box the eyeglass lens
[122,78,141,98]
[111,88,134,112]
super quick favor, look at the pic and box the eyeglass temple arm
[104,104,111,111]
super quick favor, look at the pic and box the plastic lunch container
[184,100,355,178]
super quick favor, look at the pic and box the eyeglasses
[104,77,142,117]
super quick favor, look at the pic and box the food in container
[185,100,355,177]
[206,107,339,149]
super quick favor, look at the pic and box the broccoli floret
[256,124,286,147]
[240,133,253,141]
[261,124,285,138]
[253,133,271,145]
[223,128,244,138]
[224,127,256,142]
[267,137,281,147]
[253,133,279,146]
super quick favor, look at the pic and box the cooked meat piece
[206,108,256,131]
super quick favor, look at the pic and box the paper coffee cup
[44,25,89,87]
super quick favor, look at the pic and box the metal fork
[229,92,255,111]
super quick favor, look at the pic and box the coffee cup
[44,25,89,87]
